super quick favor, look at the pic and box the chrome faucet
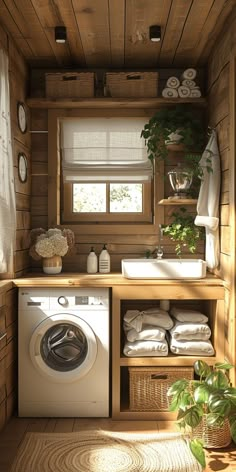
[156,224,164,259]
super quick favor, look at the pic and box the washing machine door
[29,313,97,382]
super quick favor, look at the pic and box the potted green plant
[162,207,203,257]
[141,104,209,179]
[167,360,236,469]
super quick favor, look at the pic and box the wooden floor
[0,415,235,471]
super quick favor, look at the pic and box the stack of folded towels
[123,307,173,357]
[162,68,202,99]
[169,307,214,356]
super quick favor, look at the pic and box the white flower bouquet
[29,228,75,260]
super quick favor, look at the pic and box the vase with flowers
[29,228,75,274]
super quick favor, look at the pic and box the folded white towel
[124,309,174,331]
[170,321,211,341]
[181,68,197,80]
[170,338,214,356]
[170,307,208,323]
[178,85,191,98]
[190,88,202,98]
[182,79,196,89]
[123,339,168,357]
[166,77,180,88]
[194,215,219,231]
[125,325,166,342]
[162,87,178,98]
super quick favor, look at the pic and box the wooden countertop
[13,272,224,288]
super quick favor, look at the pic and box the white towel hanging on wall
[194,129,221,269]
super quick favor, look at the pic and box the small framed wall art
[18,152,28,183]
[17,101,27,133]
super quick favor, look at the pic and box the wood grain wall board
[6,391,16,421]
[15,250,30,273]
[193,0,228,66]
[0,21,8,51]
[31,175,48,196]
[13,139,30,168]
[207,5,236,88]
[16,194,31,212]
[8,38,29,79]
[220,204,229,226]
[72,0,111,67]
[6,362,17,397]
[14,167,31,196]
[208,64,229,127]
[5,289,18,329]
[16,211,31,230]
[173,0,215,66]
[16,229,30,251]
[220,226,230,255]
[31,196,48,216]
[0,401,6,432]
[125,0,171,68]
[215,117,229,154]
[31,162,48,175]
[31,109,48,131]
[31,215,48,229]
[159,0,192,66]
[108,0,125,67]
[31,134,48,161]
[7,322,17,344]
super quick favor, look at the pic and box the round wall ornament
[17,101,27,133]
[18,152,28,183]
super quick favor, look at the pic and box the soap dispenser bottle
[87,247,98,273]
[99,244,110,273]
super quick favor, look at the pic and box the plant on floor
[140,105,211,179]
[162,207,203,257]
[167,360,236,469]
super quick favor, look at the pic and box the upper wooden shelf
[26,97,207,109]
[158,198,198,205]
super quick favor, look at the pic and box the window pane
[73,184,106,212]
[110,184,142,213]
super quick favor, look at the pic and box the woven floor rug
[10,430,202,472]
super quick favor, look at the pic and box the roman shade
[60,117,153,182]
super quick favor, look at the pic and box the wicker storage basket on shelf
[192,416,231,448]
[129,366,193,411]
[45,72,94,98]
[105,72,158,97]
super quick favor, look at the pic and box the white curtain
[60,117,153,182]
[0,49,16,275]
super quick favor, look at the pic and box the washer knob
[58,296,68,306]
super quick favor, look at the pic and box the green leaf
[180,405,203,428]
[229,415,236,443]
[208,395,231,417]
[214,362,234,370]
[194,360,211,378]
[167,379,188,396]
[189,439,206,469]
[206,412,225,427]
[206,371,230,389]
[194,384,210,404]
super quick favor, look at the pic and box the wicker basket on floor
[106,71,158,97]
[129,366,193,411]
[45,72,94,98]
[192,415,231,448]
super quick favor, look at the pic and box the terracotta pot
[42,255,62,274]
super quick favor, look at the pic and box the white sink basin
[121,258,207,279]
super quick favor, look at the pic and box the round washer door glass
[29,313,97,382]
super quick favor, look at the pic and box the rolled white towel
[166,77,180,88]
[190,88,202,98]
[182,79,196,89]
[170,321,211,341]
[126,325,166,342]
[170,307,208,323]
[162,87,178,98]
[178,85,191,98]
[181,68,197,80]
[123,339,168,357]
[142,308,174,329]
[170,338,214,356]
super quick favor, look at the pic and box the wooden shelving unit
[158,198,198,205]
[26,97,207,109]
[112,284,225,420]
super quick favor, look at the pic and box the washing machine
[18,288,110,417]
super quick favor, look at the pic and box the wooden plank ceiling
[0,0,234,69]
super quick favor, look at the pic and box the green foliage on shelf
[162,207,203,256]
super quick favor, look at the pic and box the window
[60,117,153,223]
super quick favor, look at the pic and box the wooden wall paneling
[220,204,229,226]
[31,109,48,131]
[220,226,230,255]
[108,0,125,68]
[208,64,229,127]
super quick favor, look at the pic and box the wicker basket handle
[126,74,141,81]
[151,374,168,380]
